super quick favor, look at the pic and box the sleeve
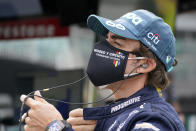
[61,121,74,131]
[129,111,177,131]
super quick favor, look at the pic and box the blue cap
[87,9,176,72]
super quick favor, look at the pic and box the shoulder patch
[134,122,160,131]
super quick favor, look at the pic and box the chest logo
[111,96,141,113]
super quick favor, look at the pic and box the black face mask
[87,40,131,86]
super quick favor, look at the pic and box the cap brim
[87,15,138,40]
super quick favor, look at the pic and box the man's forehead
[108,32,141,52]
[108,32,139,42]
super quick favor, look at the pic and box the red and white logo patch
[147,32,161,45]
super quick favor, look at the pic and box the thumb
[34,91,48,104]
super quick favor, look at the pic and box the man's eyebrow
[111,34,126,40]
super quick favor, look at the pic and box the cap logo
[106,21,125,30]
[166,56,172,63]
[147,32,160,45]
[122,13,143,25]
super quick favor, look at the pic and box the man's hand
[20,91,63,131]
[67,108,97,131]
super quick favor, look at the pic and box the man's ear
[137,58,156,73]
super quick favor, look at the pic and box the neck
[107,74,147,100]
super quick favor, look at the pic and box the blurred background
[0,0,195,130]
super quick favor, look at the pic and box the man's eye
[114,42,121,46]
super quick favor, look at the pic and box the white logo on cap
[106,21,125,30]
[122,13,143,25]
[166,56,172,63]
[147,32,160,45]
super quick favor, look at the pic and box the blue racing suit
[83,86,185,131]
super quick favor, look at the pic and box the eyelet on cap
[172,58,178,67]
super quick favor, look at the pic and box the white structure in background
[176,11,196,32]
[0,25,95,71]
[174,11,196,97]
[0,94,14,120]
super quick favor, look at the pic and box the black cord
[18,65,142,131]
[19,91,35,131]
[18,75,88,131]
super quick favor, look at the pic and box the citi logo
[122,12,143,25]
[147,32,161,45]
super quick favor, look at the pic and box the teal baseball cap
[87,9,176,72]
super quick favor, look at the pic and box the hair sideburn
[139,43,170,90]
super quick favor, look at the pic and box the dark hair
[139,43,170,90]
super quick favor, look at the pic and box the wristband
[46,120,72,131]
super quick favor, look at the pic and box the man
[20,9,185,131]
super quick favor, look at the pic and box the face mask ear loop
[128,57,147,60]
[125,57,147,78]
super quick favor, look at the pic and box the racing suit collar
[83,86,160,120]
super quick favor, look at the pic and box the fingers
[69,108,83,117]
[34,91,48,104]
[21,113,27,122]
[24,117,37,130]
[24,124,38,131]
[67,117,96,125]
[24,124,29,131]
[68,108,97,131]
[20,95,37,107]
[20,91,48,108]
[25,117,31,125]
[24,124,37,131]
[72,125,96,131]
[25,116,36,126]
[21,110,30,123]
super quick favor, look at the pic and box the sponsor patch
[111,96,141,113]
[122,12,143,25]
[134,122,160,131]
